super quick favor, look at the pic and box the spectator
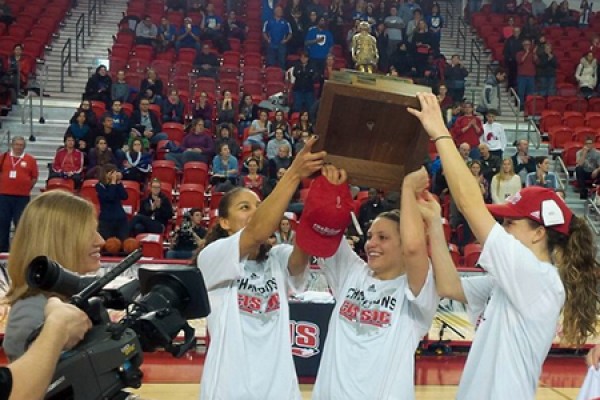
[288,8,308,55]
[580,0,592,26]
[451,101,483,159]
[176,17,202,53]
[0,0,12,25]
[192,91,213,127]
[543,1,562,26]
[389,41,416,76]
[274,216,296,244]
[161,88,185,123]
[490,158,522,204]
[411,19,432,76]
[503,27,523,91]
[96,164,128,241]
[526,156,559,189]
[194,43,219,78]
[111,70,129,103]
[328,0,345,44]
[478,67,505,117]
[306,0,326,18]
[446,102,462,128]
[93,115,126,165]
[211,143,239,187]
[201,3,227,52]
[135,15,158,47]
[49,133,84,189]
[238,93,258,136]
[84,65,112,109]
[522,16,542,43]
[166,208,206,259]
[458,142,472,163]
[268,145,293,180]
[109,100,130,138]
[267,128,293,160]
[575,137,600,199]
[240,157,266,199]
[285,0,305,20]
[445,55,468,103]
[535,42,557,97]
[261,0,277,23]
[7,44,31,96]
[437,84,453,115]
[470,160,489,201]
[502,16,517,41]
[65,111,91,151]
[480,109,507,159]
[131,98,168,146]
[157,16,177,52]
[532,0,547,17]
[374,22,389,72]
[291,50,318,113]
[575,50,598,99]
[512,139,537,185]
[70,100,98,128]
[166,119,215,169]
[129,178,173,236]
[242,144,268,176]
[294,130,311,154]
[0,136,38,252]
[517,0,534,17]
[140,68,164,100]
[384,6,405,56]
[245,109,271,148]
[305,16,334,74]
[478,143,502,183]
[295,110,313,133]
[263,6,292,70]
[224,10,248,42]
[357,188,385,233]
[406,8,423,43]
[516,39,536,110]
[87,136,116,179]
[217,89,236,126]
[215,125,240,159]
[121,137,151,184]
[426,3,443,54]
[399,0,421,27]
[558,1,576,26]
[269,109,291,138]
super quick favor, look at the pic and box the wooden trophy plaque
[313,71,431,190]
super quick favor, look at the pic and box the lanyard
[10,153,23,170]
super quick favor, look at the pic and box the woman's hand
[403,166,429,194]
[416,191,442,226]
[321,164,347,185]
[407,93,450,140]
[286,135,326,179]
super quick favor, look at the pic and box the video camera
[26,249,211,400]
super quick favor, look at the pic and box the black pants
[99,218,129,241]
[129,214,164,237]
[0,194,29,252]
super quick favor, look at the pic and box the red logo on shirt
[290,320,320,358]
[339,299,392,327]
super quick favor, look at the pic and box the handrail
[444,0,455,38]
[526,116,542,150]
[470,38,482,86]
[555,155,570,192]
[88,0,97,36]
[60,39,72,92]
[456,17,467,59]
[39,64,47,124]
[75,13,85,63]
[20,92,35,141]
[507,87,520,136]
[0,130,10,153]
[584,199,600,234]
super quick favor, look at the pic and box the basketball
[123,237,140,254]
[103,237,122,254]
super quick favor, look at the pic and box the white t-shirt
[457,223,565,400]
[197,230,303,400]
[480,122,507,152]
[312,240,439,400]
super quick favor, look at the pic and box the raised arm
[418,191,466,302]
[408,93,496,244]
[400,167,430,296]
[239,136,325,259]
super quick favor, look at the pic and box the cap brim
[296,220,343,258]
[486,203,527,219]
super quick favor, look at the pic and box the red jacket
[451,115,483,148]
[52,148,84,174]
[0,152,38,196]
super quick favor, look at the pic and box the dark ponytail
[549,216,600,346]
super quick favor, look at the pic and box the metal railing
[456,17,467,59]
[444,0,455,38]
[88,0,97,36]
[20,64,48,141]
[470,38,483,86]
[584,199,600,234]
[0,130,10,153]
[506,87,521,142]
[60,39,72,92]
[21,93,35,141]
[75,13,85,62]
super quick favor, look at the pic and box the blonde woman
[490,158,522,204]
[3,191,105,361]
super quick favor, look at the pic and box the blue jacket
[96,182,128,222]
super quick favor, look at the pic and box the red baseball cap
[296,175,354,257]
[486,186,573,235]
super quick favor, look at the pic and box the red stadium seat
[540,110,562,133]
[80,179,100,214]
[221,50,241,67]
[561,141,584,170]
[573,126,597,143]
[464,243,482,268]
[585,112,600,129]
[182,161,210,185]
[562,111,585,129]
[121,180,141,219]
[136,233,165,258]
[151,160,177,188]
[548,126,574,151]
[162,122,185,143]
[178,183,206,210]
[524,95,546,117]
[45,178,75,193]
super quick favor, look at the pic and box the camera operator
[166,208,207,260]
[0,298,91,400]
[128,178,174,237]
[3,191,105,361]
